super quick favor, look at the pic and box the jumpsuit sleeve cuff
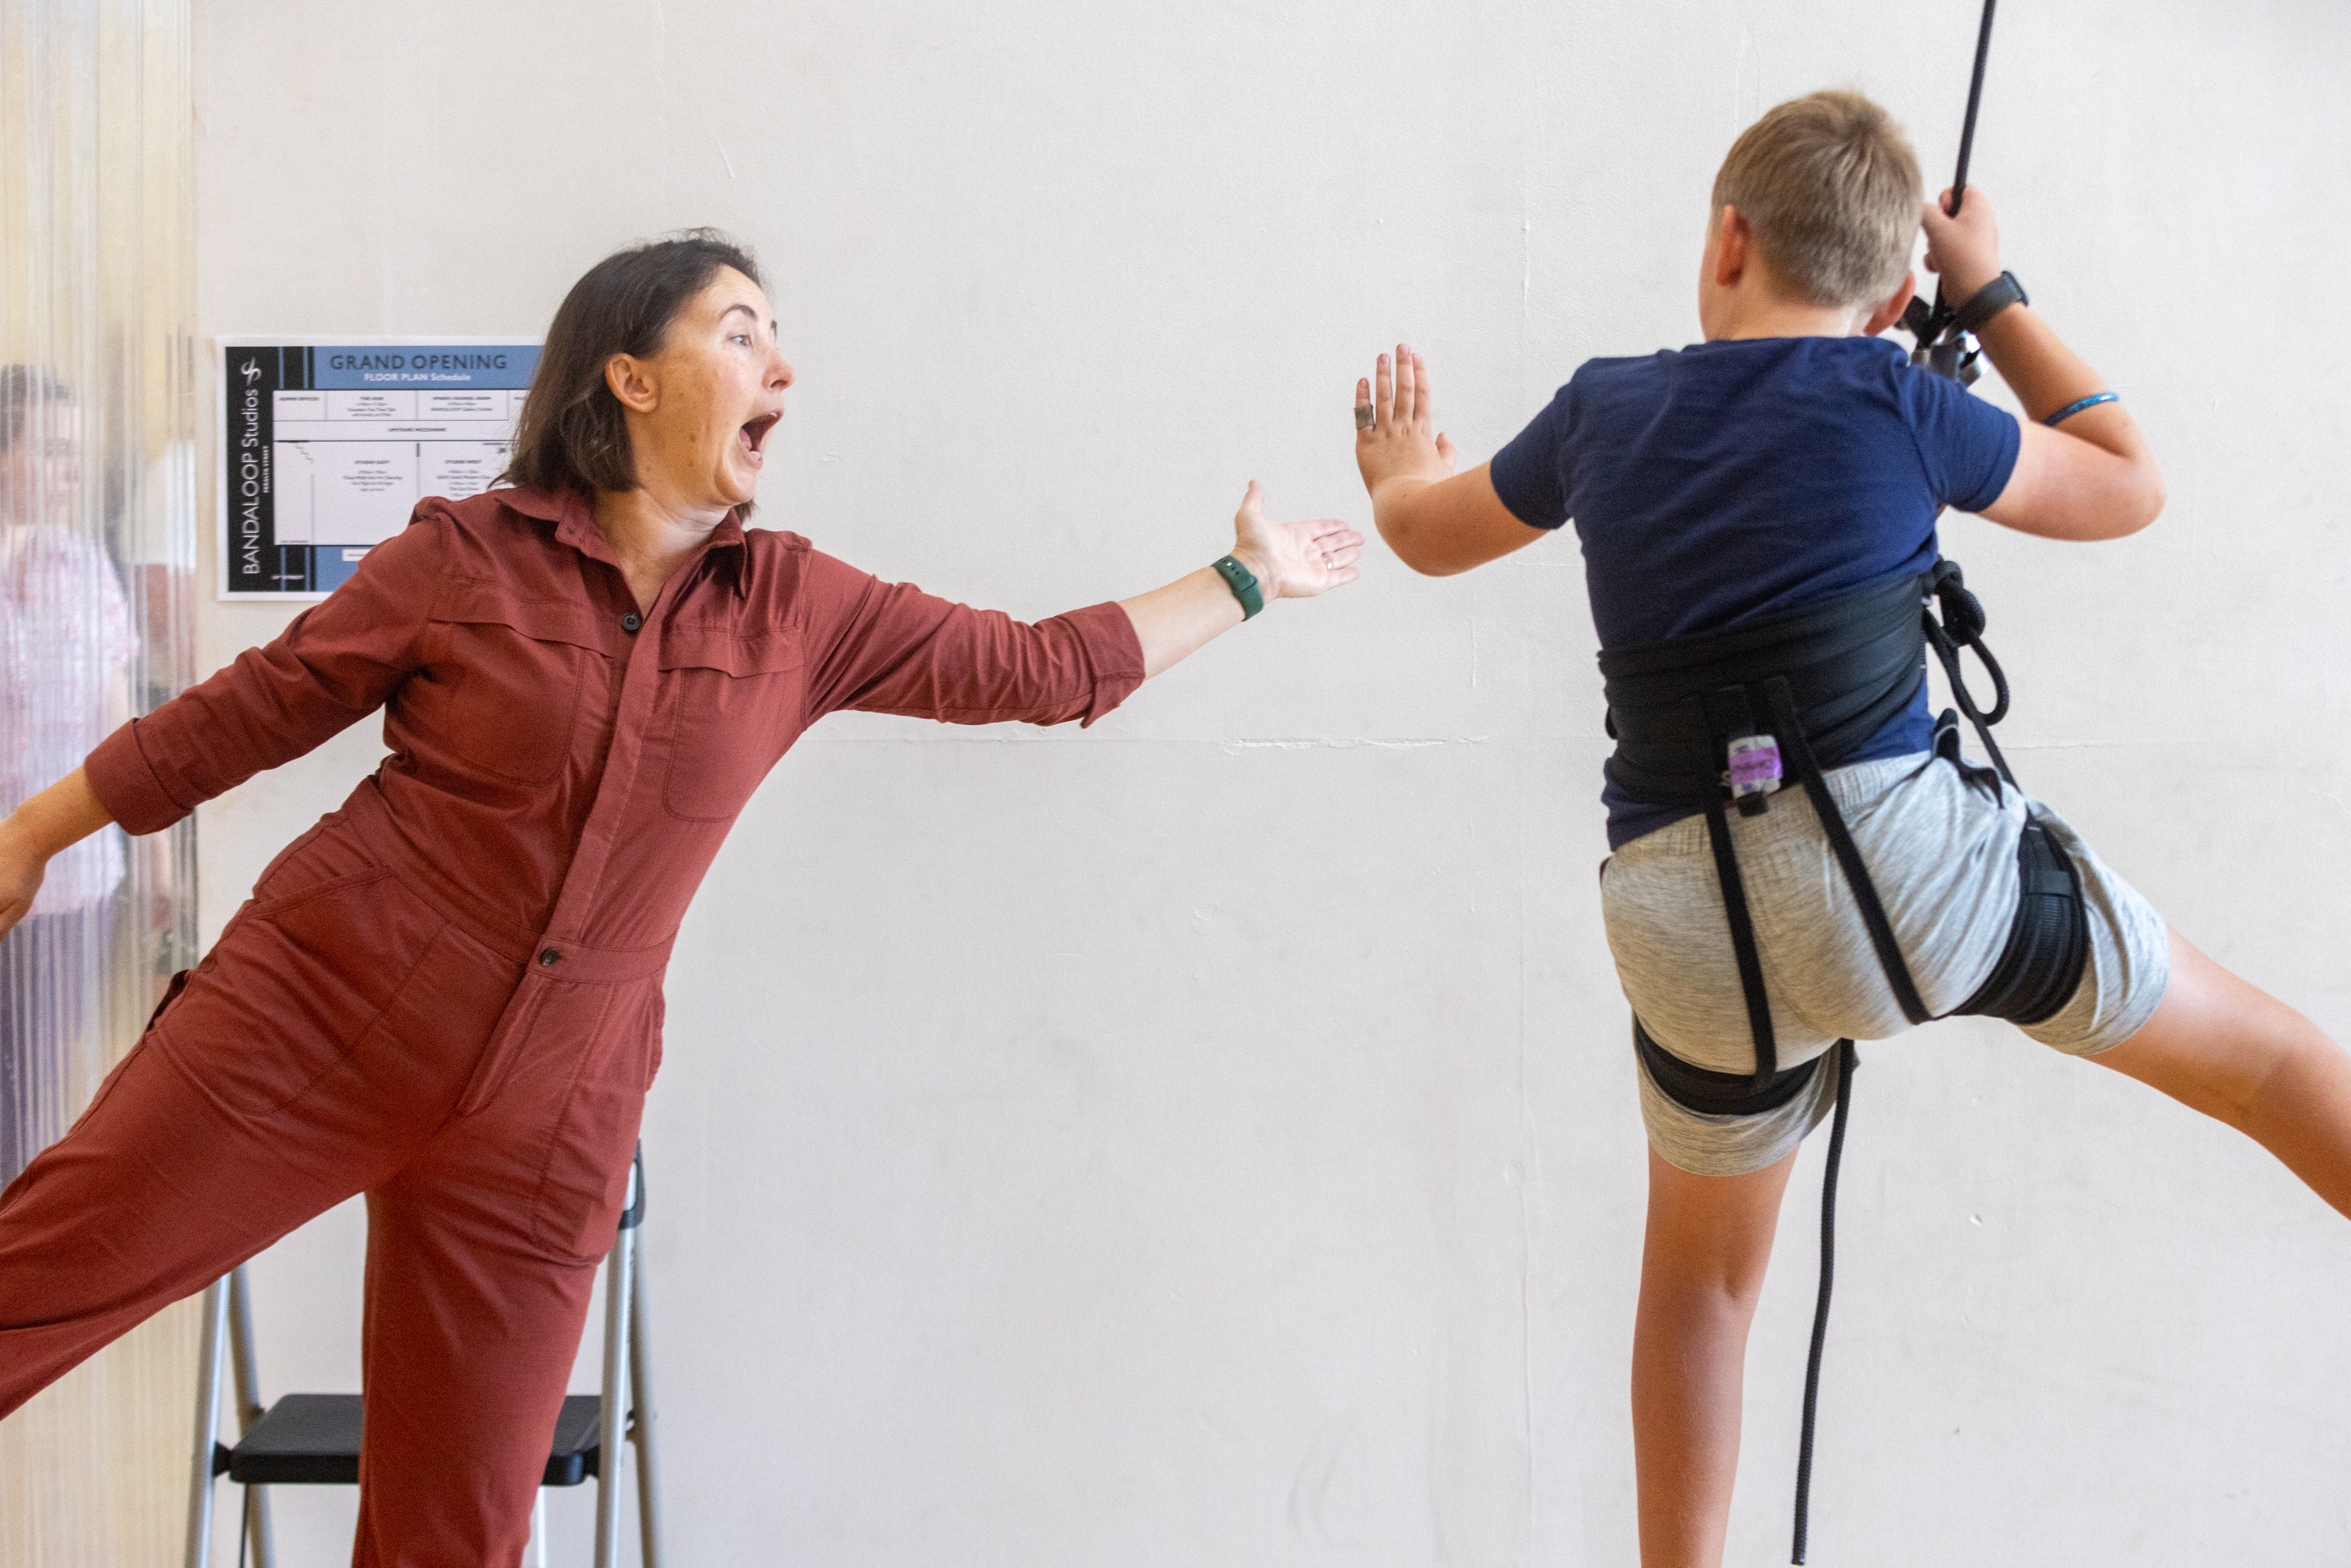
[1060,601,1148,728]
[84,718,193,836]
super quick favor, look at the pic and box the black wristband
[1945,270,2028,339]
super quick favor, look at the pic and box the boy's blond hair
[1711,91,1922,309]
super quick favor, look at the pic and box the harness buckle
[1726,732,1783,814]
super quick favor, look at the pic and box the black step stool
[185,1148,662,1567]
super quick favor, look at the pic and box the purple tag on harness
[1727,733,1782,798]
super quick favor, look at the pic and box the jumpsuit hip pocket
[162,868,441,1119]
[523,983,661,1266]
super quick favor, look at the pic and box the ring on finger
[1354,404,1374,430]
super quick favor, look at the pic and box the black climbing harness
[1605,557,2090,1560]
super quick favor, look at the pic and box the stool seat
[214,1392,613,1487]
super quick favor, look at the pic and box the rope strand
[1791,1039,1859,1565]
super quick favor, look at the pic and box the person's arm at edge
[1924,189,2165,542]
[1354,345,1549,577]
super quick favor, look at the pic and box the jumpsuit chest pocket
[658,625,804,821]
[426,582,607,785]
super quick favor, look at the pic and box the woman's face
[0,401,80,527]
[609,267,795,516]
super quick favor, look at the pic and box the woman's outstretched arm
[804,484,1362,727]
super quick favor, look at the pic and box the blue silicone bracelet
[2043,391,2119,427]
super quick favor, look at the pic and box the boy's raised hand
[1354,345,1457,502]
[1349,344,1546,577]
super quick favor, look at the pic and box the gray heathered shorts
[1602,751,2170,1177]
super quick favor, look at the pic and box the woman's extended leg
[0,1015,400,1411]
[0,861,497,1417]
[1632,1145,1799,1568]
[2088,926,2351,1218]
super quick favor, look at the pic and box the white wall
[192,2,2351,1562]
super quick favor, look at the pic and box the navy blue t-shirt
[1490,335,2020,847]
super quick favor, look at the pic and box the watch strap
[1945,270,2028,340]
[1212,555,1264,620]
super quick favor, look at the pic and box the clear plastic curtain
[0,0,198,1562]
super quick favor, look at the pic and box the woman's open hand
[1355,344,1458,502]
[1231,480,1363,601]
[1118,484,1365,678]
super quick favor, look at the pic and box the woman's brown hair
[500,229,762,499]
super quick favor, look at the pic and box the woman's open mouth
[737,411,782,464]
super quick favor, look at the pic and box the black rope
[1791,1038,1859,1566]
[1922,562,2018,787]
[1949,0,2000,216]
[1907,0,2003,374]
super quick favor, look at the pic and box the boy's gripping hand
[1352,344,1548,577]
[1919,184,2003,302]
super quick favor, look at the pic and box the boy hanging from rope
[1351,90,2351,1567]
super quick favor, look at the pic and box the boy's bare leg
[1633,1146,1799,1568]
[2091,928,2351,1218]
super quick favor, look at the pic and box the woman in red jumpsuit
[0,231,1363,1564]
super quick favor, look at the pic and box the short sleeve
[1487,386,1572,530]
[1899,366,2022,514]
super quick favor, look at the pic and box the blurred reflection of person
[0,366,137,1183]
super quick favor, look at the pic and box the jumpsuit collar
[497,485,752,599]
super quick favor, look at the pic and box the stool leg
[593,1225,633,1568]
[184,1278,227,1568]
[227,1266,277,1568]
[629,1250,662,1567]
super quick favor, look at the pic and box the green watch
[1212,554,1264,620]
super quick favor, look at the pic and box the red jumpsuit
[0,486,1143,1564]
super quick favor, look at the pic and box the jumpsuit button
[621,612,642,632]
[538,948,561,967]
